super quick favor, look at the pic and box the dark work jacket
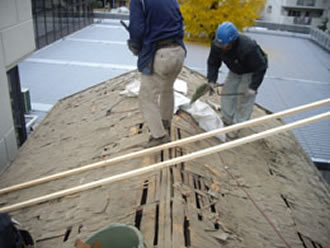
[207,34,268,91]
[129,0,186,74]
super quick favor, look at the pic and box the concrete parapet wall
[255,20,330,52]
[255,20,310,34]
[309,27,330,52]
[94,11,129,20]
[93,14,330,52]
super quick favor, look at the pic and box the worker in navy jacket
[207,22,268,138]
[128,0,186,147]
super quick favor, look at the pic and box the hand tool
[190,83,244,104]
[120,20,129,32]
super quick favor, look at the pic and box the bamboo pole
[0,98,329,195]
[0,112,328,213]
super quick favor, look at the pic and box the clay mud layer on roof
[0,67,329,247]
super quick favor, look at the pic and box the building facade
[261,0,330,28]
[0,0,35,173]
[0,0,94,173]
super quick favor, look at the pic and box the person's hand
[245,88,257,96]
[127,39,139,56]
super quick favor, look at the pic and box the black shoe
[226,130,239,140]
[162,120,171,136]
[222,118,232,127]
[144,134,170,148]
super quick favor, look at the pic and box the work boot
[144,134,170,148]
[162,120,171,136]
[222,117,232,127]
[226,130,239,140]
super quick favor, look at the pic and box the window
[32,0,94,49]
[7,67,27,146]
[267,5,272,14]
[288,10,301,17]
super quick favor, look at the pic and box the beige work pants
[221,71,256,124]
[139,46,185,138]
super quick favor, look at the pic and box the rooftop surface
[2,67,329,247]
[19,19,330,163]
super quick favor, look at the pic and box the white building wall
[261,0,330,28]
[282,0,325,8]
[0,0,35,172]
[261,0,283,23]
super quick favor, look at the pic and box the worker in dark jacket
[128,0,186,147]
[207,22,268,138]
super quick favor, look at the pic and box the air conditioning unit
[21,88,31,114]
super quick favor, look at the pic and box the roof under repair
[0,67,329,247]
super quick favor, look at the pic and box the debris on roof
[0,67,329,247]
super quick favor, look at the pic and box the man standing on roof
[127,0,186,148]
[207,22,268,139]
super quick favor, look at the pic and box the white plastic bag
[179,99,226,142]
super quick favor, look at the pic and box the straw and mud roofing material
[0,67,329,247]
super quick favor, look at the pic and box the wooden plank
[36,236,65,248]
[184,169,222,247]
[162,150,173,248]
[171,131,187,248]
[171,166,186,248]
[155,148,171,248]
[0,99,328,195]
[138,154,158,248]
[138,179,157,248]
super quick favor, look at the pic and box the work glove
[245,88,257,96]
[127,39,139,56]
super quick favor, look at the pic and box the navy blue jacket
[207,34,268,91]
[129,0,186,74]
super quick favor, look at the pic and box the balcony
[282,15,322,27]
[297,0,315,7]
[282,0,324,9]
[293,16,311,25]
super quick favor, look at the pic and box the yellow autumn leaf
[179,0,266,43]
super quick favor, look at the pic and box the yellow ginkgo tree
[179,0,266,42]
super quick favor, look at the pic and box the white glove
[245,88,257,96]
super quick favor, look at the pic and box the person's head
[215,22,239,51]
